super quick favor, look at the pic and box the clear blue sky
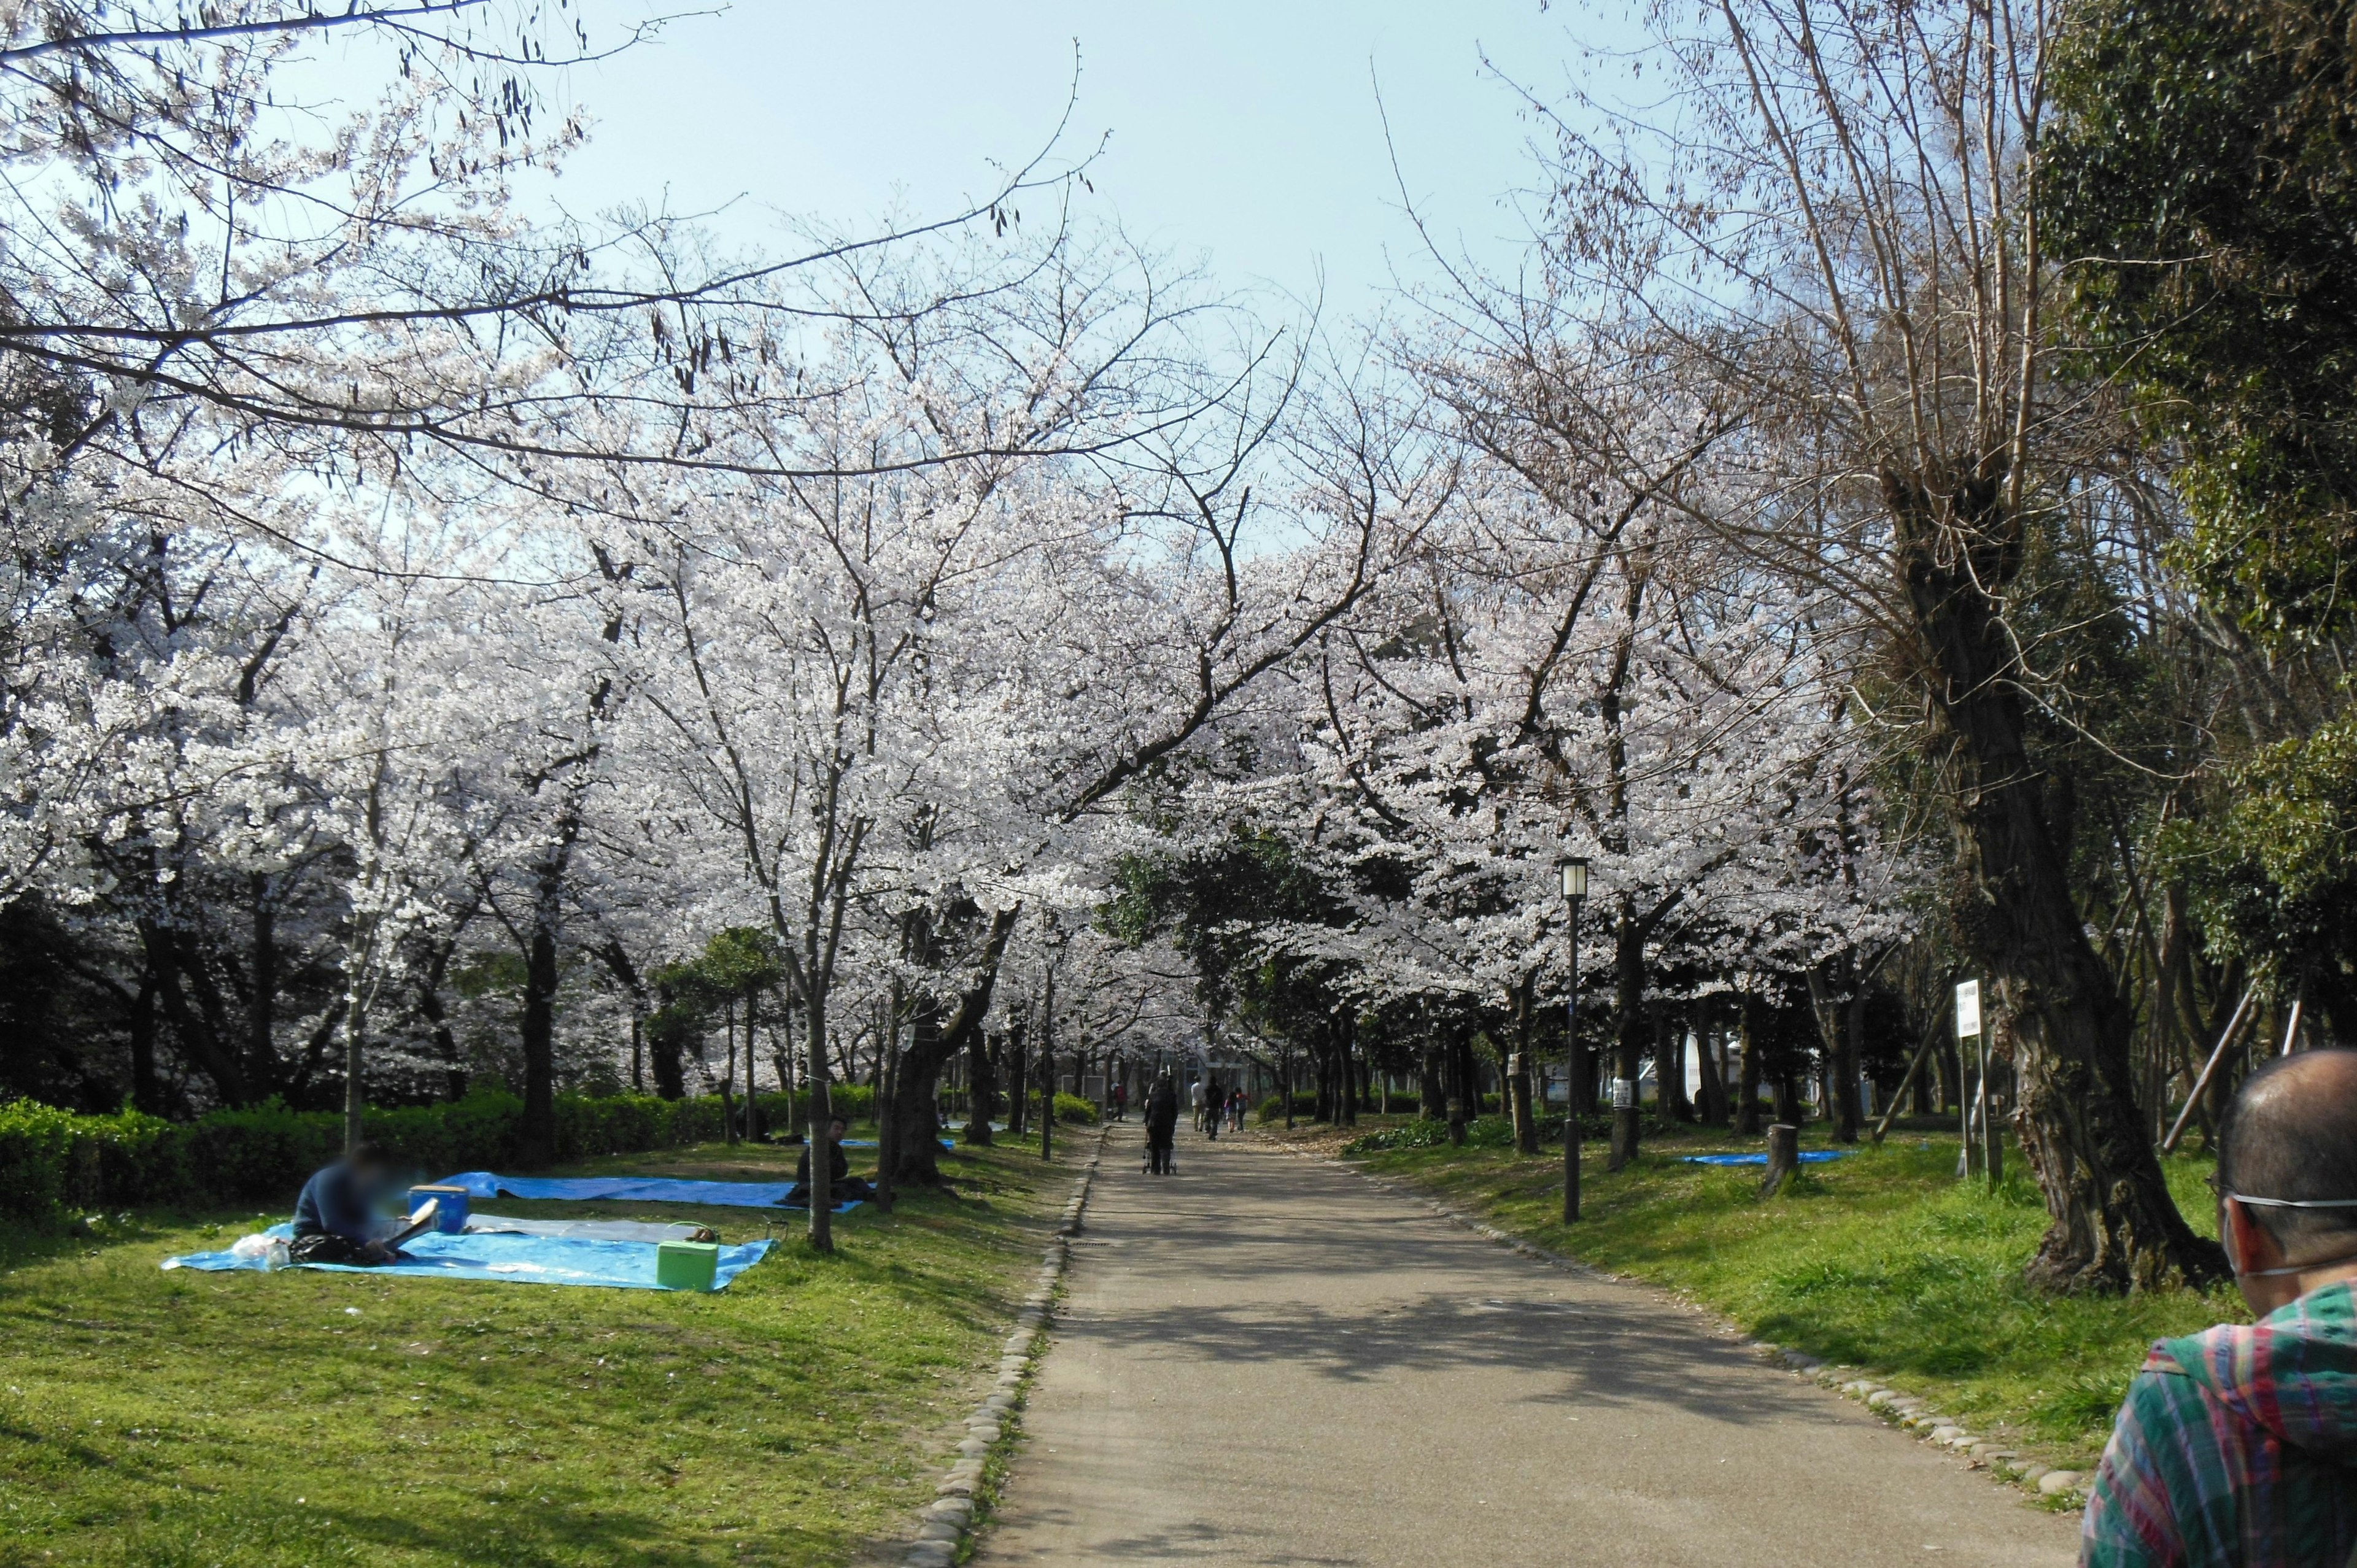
[537,1,1605,317]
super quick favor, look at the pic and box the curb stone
[897,1125,1109,1567]
[1260,1129,2087,1512]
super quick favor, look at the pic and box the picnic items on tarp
[408,1183,472,1232]
[164,1224,770,1291]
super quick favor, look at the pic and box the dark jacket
[794,1138,851,1188]
[293,1161,377,1241]
[1144,1083,1180,1140]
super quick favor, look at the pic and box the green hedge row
[0,1091,741,1226]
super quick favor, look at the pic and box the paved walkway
[975,1124,2078,1567]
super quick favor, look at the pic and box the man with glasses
[2082,1048,2357,1566]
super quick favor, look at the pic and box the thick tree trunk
[1696,1013,1729,1127]
[1007,1016,1029,1138]
[416,946,467,1102]
[1807,963,1863,1143]
[1888,468,2223,1291]
[887,906,1020,1187]
[1419,1045,1446,1118]
[1607,908,1646,1170]
[1658,1008,1693,1122]
[1736,995,1764,1136]
[963,1028,999,1146]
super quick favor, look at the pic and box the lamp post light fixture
[1562,857,1590,1222]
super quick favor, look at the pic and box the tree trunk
[1736,995,1764,1136]
[1658,1008,1693,1122]
[1807,962,1863,1143]
[416,949,467,1102]
[1510,973,1540,1154]
[803,986,835,1251]
[128,966,161,1116]
[248,872,277,1095]
[887,906,1020,1187]
[1607,908,1646,1170]
[1887,468,2223,1290]
[717,1000,739,1146]
[518,908,560,1167]
[1007,1014,1030,1137]
[1696,1013,1729,1127]
[962,1028,998,1145]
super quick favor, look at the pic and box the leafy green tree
[2049,0,2357,645]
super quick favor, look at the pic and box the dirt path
[973,1124,2078,1567]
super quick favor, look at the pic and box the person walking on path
[1201,1077,1223,1140]
[1144,1070,1180,1175]
[2081,1048,2357,1567]
[1110,1081,1128,1122]
[1188,1076,1204,1132]
[1227,1087,1245,1132]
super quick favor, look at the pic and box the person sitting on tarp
[788,1117,875,1207]
[291,1142,400,1266]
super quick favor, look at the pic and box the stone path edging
[898,1126,1109,1568]
[1258,1129,2088,1510]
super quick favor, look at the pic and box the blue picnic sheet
[163,1225,772,1291]
[1681,1150,1854,1167]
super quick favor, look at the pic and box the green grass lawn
[0,1131,1075,1568]
[1320,1117,2241,1472]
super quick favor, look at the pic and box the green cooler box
[656,1240,720,1291]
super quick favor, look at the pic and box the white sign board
[1955,979,1982,1041]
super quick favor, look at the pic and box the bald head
[2220,1048,2357,1255]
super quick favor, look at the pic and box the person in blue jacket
[291,1143,398,1265]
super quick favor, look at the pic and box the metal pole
[1563,895,1583,1223]
[2162,981,2258,1154]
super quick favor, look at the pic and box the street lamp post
[1562,858,1590,1223]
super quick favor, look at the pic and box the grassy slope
[0,1132,1072,1568]
[1322,1119,2239,1471]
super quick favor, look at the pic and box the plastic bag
[226,1233,292,1270]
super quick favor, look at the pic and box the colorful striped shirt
[2083,1280,2357,1566]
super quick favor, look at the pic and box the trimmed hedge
[748,1081,875,1128]
[0,1091,740,1226]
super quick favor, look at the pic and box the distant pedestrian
[1144,1070,1179,1175]
[2081,1048,2357,1567]
[1189,1076,1205,1131]
[1227,1088,1245,1132]
[1110,1081,1128,1122]
[1202,1078,1222,1140]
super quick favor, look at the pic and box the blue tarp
[439,1172,792,1207]
[162,1224,772,1291]
[1680,1150,1854,1167]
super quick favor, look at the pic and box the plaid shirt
[2083,1281,2357,1567]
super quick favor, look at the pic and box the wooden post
[1761,1124,1800,1197]
[1870,1020,1942,1146]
